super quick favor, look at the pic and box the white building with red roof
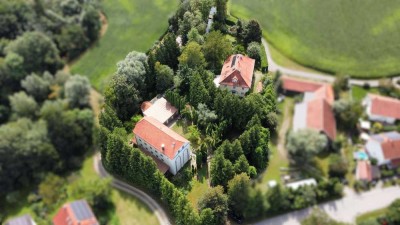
[363,94,400,124]
[218,54,255,97]
[365,131,400,168]
[133,116,191,175]
[285,76,337,140]
[141,97,177,125]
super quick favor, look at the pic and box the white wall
[366,140,388,166]
[220,84,249,97]
[135,135,191,175]
[364,96,396,124]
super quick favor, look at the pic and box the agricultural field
[71,0,178,90]
[230,0,400,78]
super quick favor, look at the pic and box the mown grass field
[71,0,178,91]
[230,0,400,78]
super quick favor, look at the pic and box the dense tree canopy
[198,186,228,225]
[301,208,349,225]
[64,75,91,109]
[179,42,206,69]
[202,31,232,71]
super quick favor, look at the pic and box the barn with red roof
[363,94,400,124]
[53,199,98,225]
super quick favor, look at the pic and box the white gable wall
[365,140,388,166]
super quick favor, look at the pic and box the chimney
[161,144,165,153]
[172,142,176,150]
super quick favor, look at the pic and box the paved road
[253,186,400,225]
[93,153,172,225]
[262,38,399,88]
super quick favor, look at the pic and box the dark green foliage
[5,32,64,74]
[301,208,350,225]
[64,75,91,109]
[38,173,66,207]
[0,1,33,39]
[155,33,180,70]
[198,186,228,225]
[56,25,90,60]
[99,105,123,132]
[189,72,210,107]
[333,99,363,132]
[105,75,141,121]
[165,90,186,113]
[178,42,206,69]
[9,91,39,119]
[21,73,53,102]
[202,31,232,72]
[247,42,261,68]
[265,185,291,213]
[155,62,174,93]
[227,173,250,218]
[210,152,234,187]
[243,20,262,46]
[387,199,400,224]
[0,118,58,196]
[215,0,228,23]
[41,100,94,170]
[81,5,101,42]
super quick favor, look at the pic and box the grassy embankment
[230,0,400,78]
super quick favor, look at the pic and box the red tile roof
[307,98,337,140]
[368,94,400,120]
[133,117,189,160]
[313,84,334,105]
[281,76,324,93]
[381,139,400,161]
[219,54,255,88]
[53,200,98,225]
[356,161,373,182]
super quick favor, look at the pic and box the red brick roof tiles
[219,54,255,88]
[133,117,189,160]
[306,98,337,140]
[281,76,324,93]
[356,161,373,182]
[368,94,400,120]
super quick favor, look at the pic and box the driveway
[253,186,400,225]
[93,153,171,225]
[262,38,400,88]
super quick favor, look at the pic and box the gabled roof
[281,76,324,93]
[367,94,400,119]
[370,132,400,161]
[306,98,337,140]
[133,117,189,160]
[219,54,255,88]
[142,97,177,124]
[53,200,98,225]
[313,84,334,105]
[5,214,36,225]
[356,161,373,182]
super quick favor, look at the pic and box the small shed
[285,178,317,190]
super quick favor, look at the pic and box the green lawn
[230,0,400,78]
[351,86,380,101]
[3,154,158,225]
[71,0,178,91]
[356,207,388,224]
[187,165,209,208]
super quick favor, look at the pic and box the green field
[230,0,400,78]
[356,207,388,224]
[71,0,178,90]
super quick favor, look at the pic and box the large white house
[217,54,255,97]
[365,131,400,168]
[362,94,400,124]
[133,116,191,175]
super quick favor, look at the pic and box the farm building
[53,199,98,225]
[362,94,400,124]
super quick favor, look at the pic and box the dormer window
[232,76,238,83]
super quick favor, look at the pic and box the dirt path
[277,99,292,158]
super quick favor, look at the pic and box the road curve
[253,186,400,225]
[262,38,400,88]
[93,153,172,225]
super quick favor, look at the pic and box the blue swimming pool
[356,151,368,160]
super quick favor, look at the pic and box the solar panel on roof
[231,55,237,68]
[70,200,94,221]
[385,131,400,140]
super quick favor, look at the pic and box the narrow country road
[262,38,400,88]
[93,153,172,225]
[253,186,400,225]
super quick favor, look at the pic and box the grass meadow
[230,0,400,78]
[71,0,178,91]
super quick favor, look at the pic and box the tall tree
[5,31,63,74]
[189,72,210,107]
[64,75,91,109]
[178,42,206,69]
[155,62,174,93]
[227,173,251,218]
[215,0,227,23]
[116,51,148,96]
[156,33,180,70]
[198,186,228,225]
[81,5,101,42]
[247,42,261,68]
[202,31,232,71]
[21,73,52,102]
[9,91,38,119]
[243,20,262,46]
[56,25,89,60]
[210,152,234,187]
[333,99,363,132]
